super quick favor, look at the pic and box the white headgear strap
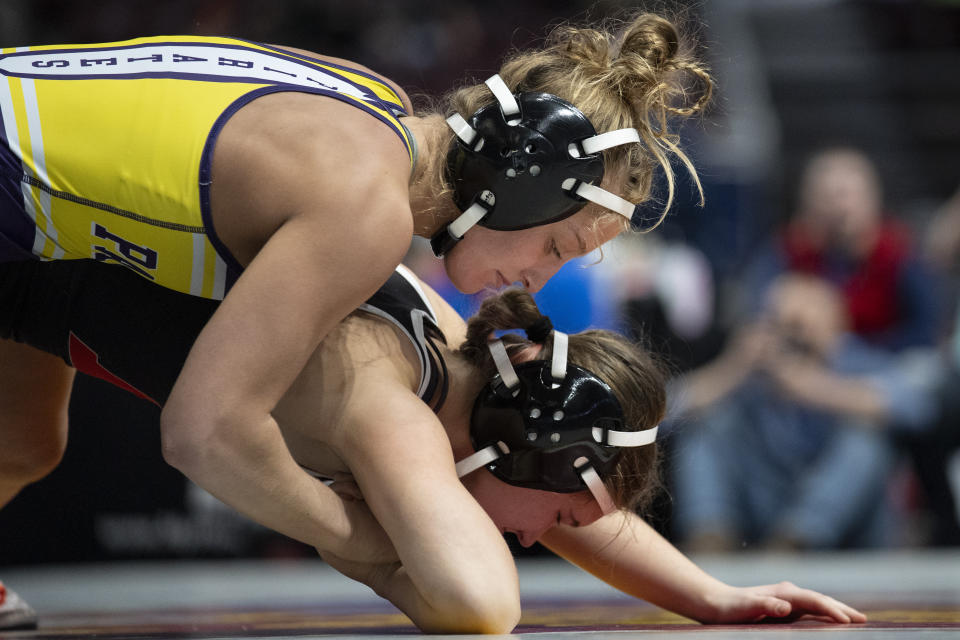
[446,112,477,146]
[562,180,636,220]
[455,445,500,478]
[488,338,519,391]
[550,330,568,384]
[575,457,617,515]
[592,424,659,447]
[484,74,521,124]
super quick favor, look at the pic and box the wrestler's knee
[0,340,74,484]
[0,412,69,483]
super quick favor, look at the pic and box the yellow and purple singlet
[0,36,413,299]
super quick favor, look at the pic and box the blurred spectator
[740,147,940,351]
[598,228,722,373]
[911,185,960,545]
[924,185,960,277]
[669,274,939,551]
[598,227,725,537]
[667,147,947,551]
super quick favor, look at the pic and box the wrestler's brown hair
[420,11,713,236]
[458,288,665,514]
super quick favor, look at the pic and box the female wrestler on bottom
[0,259,865,632]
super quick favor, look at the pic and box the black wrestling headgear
[431,75,651,257]
[455,326,658,514]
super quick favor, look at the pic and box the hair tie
[524,316,554,343]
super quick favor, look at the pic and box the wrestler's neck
[436,351,488,464]
[404,114,459,238]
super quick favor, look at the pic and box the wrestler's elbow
[458,599,521,635]
[158,396,230,472]
[159,406,198,471]
[422,585,521,634]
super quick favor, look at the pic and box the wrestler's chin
[441,255,484,295]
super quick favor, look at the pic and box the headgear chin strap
[432,74,649,257]
[455,327,659,515]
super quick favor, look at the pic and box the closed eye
[550,239,562,260]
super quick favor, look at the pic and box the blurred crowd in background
[2,0,960,564]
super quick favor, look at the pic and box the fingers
[713,583,866,626]
[710,591,792,624]
[763,596,792,619]
[329,472,365,501]
[330,479,364,501]
[738,596,793,624]
[836,599,867,623]
[771,582,866,624]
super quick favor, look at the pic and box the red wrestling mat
[2,598,959,639]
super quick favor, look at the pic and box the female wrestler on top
[0,12,713,575]
[0,258,865,632]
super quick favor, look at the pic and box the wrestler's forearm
[541,511,726,621]
[159,409,360,558]
[542,512,865,625]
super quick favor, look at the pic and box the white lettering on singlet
[0,44,373,102]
